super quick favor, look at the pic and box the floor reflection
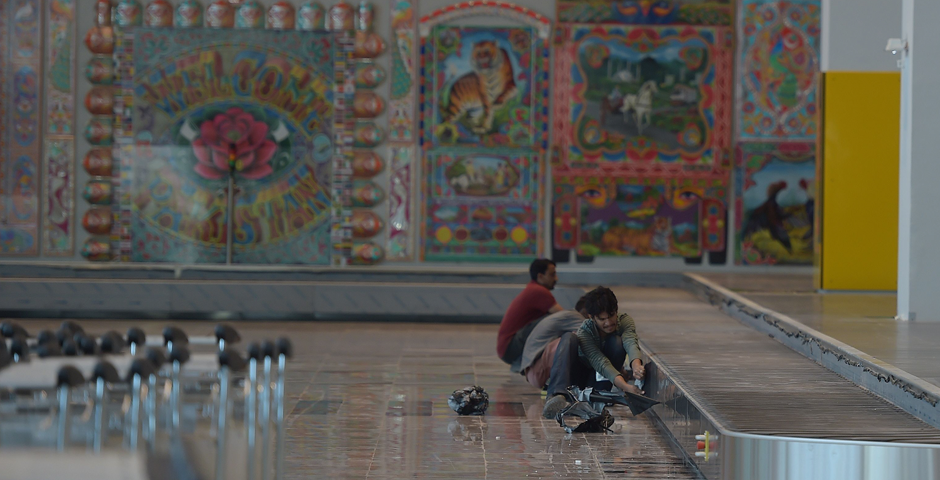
[8,319,698,479]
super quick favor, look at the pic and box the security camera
[886,38,907,55]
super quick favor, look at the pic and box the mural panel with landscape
[555,24,732,168]
[551,24,732,257]
[420,23,549,261]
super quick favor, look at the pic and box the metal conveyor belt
[619,287,940,443]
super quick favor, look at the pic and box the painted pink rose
[192,107,276,180]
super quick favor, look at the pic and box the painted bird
[743,180,792,252]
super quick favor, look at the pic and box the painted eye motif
[616,1,639,16]
[651,2,673,17]
[581,189,603,199]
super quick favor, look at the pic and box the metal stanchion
[129,374,142,451]
[94,377,106,452]
[126,359,155,451]
[260,341,277,480]
[55,366,85,452]
[56,384,70,452]
[145,349,166,450]
[92,361,120,453]
[217,349,248,480]
[215,365,231,480]
[247,343,262,480]
[274,338,293,480]
[169,347,190,432]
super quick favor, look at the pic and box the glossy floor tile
[5,319,699,479]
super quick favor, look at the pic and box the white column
[898,0,940,321]
[823,0,901,72]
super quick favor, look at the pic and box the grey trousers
[515,310,585,374]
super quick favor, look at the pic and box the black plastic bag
[448,385,489,415]
[557,400,615,433]
[555,386,634,434]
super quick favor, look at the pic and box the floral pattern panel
[128,28,337,264]
[737,0,820,141]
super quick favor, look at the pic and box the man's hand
[631,358,645,382]
[613,375,644,395]
[623,383,643,395]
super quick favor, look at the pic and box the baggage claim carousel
[3,265,940,479]
[627,283,940,480]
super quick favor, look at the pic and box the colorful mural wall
[418,3,551,262]
[735,142,815,264]
[82,0,393,265]
[386,0,417,261]
[734,0,820,264]
[552,13,733,258]
[120,28,338,263]
[0,0,822,268]
[0,0,44,255]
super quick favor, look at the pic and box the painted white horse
[620,80,659,135]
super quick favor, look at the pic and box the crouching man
[542,286,646,419]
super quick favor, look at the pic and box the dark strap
[77,334,100,355]
[127,359,156,382]
[261,340,278,358]
[0,321,27,339]
[57,365,86,387]
[61,338,80,356]
[36,330,57,346]
[100,331,125,354]
[0,340,10,368]
[37,341,62,358]
[9,338,29,360]
[126,327,146,348]
[214,324,241,344]
[276,337,293,359]
[170,346,191,366]
[218,349,247,372]
[247,342,263,360]
[163,326,189,347]
[146,348,167,369]
[59,320,84,336]
[93,360,121,383]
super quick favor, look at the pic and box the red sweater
[496,281,557,357]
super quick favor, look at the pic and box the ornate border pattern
[0,0,42,256]
[43,0,76,255]
[419,1,551,40]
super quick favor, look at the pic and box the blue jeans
[545,332,627,396]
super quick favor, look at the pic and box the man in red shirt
[497,259,564,369]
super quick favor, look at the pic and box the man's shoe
[542,394,570,420]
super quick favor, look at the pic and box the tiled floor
[7,319,698,479]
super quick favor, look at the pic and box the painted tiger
[441,41,518,135]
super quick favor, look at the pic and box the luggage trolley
[0,322,294,480]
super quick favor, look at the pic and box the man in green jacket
[542,286,646,419]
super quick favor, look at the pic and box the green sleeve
[576,325,622,384]
[619,314,642,367]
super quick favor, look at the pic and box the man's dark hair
[529,258,556,281]
[574,296,587,313]
[584,286,618,317]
